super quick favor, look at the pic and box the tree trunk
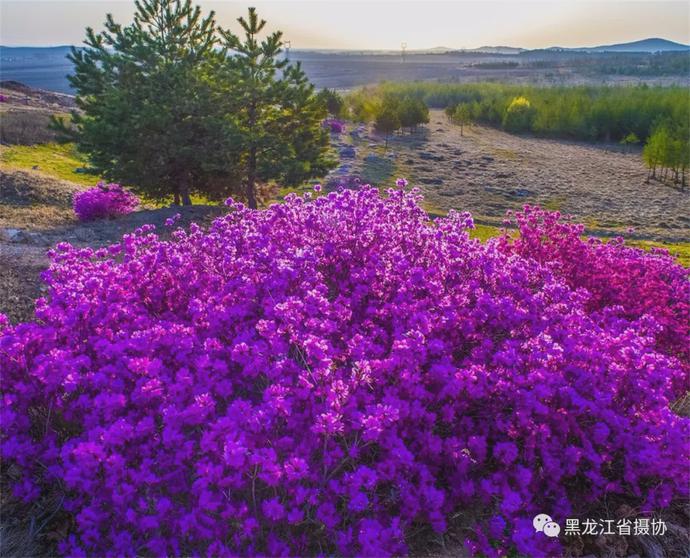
[247,146,258,209]
[181,189,192,206]
[173,191,180,206]
[179,173,192,206]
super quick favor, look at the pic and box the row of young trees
[345,89,429,146]
[361,82,688,144]
[444,103,472,135]
[643,121,689,188]
[53,0,335,208]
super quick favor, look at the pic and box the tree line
[351,82,688,187]
[345,89,429,145]
[53,0,336,208]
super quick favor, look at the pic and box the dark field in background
[2,46,689,94]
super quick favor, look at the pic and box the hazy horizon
[1,1,688,51]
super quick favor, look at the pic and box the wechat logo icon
[533,514,561,538]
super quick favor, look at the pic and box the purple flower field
[1,184,688,556]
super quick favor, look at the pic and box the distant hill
[590,38,690,52]
[548,38,690,53]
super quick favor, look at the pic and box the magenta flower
[1,183,687,557]
[73,182,139,221]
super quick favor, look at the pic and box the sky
[1,0,689,50]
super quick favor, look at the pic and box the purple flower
[73,182,139,221]
[262,498,285,521]
[2,185,688,557]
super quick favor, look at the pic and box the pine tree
[374,107,401,149]
[316,89,345,118]
[398,98,429,133]
[218,8,335,209]
[453,104,472,136]
[53,0,238,205]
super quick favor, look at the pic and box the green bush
[503,96,536,133]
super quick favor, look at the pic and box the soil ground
[328,110,690,242]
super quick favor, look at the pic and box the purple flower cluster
[73,182,139,222]
[1,185,688,557]
[498,206,690,370]
[323,118,346,134]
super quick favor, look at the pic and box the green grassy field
[0,143,99,186]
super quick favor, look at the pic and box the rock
[512,188,532,198]
[365,154,382,162]
[481,155,495,162]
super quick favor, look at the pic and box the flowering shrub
[1,185,688,557]
[498,206,690,371]
[323,118,346,134]
[73,182,139,221]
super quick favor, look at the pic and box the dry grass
[0,111,63,145]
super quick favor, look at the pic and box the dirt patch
[328,111,690,242]
[0,246,47,323]
[0,80,76,112]
[0,168,81,208]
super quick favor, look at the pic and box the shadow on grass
[361,155,395,186]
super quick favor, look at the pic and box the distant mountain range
[1,38,689,58]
